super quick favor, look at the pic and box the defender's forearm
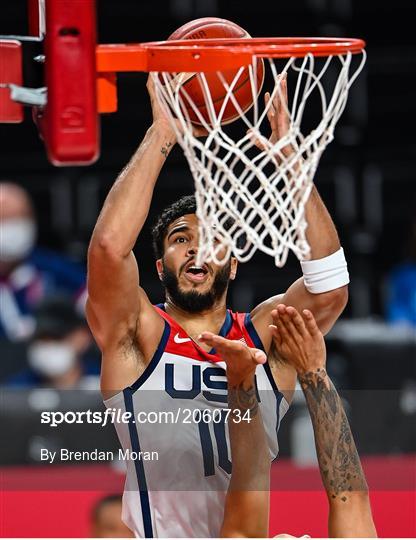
[304,186,341,259]
[298,187,348,321]
[299,369,368,499]
[91,122,175,256]
[221,382,270,538]
[299,369,377,537]
[227,384,269,491]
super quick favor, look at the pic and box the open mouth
[184,263,209,282]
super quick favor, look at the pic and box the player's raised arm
[251,76,349,354]
[199,332,270,538]
[87,77,174,394]
[270,305,377,538]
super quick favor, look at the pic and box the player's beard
[161,259,231,313]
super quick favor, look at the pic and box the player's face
[156,214,237,312]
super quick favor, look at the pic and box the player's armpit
[93,301,165,398]
[99,331,144,399]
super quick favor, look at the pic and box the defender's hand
[199,332,266,389]
[269,304,326,375]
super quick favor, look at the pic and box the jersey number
[197,410,232,476]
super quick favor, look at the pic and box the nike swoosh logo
[174,333,192,344]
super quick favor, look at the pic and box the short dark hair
[151,195,197,259]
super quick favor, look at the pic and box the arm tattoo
[299,369,368,502]
[228,384,259,418]
[160,141,173,158]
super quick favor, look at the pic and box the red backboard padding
[27,0,44,37]
[39,0,99,165]
[0,40,24,123]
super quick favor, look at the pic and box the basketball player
[199,305,377,538]
[86,76,351,537]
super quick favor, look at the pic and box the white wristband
[301,247,349,294]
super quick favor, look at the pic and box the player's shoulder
[227,294,284,330]
[249,294,284,320]
[152,303,180,328]
[225,308,262,349]
[231,295,284,354]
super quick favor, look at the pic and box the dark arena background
[0,0,415,537]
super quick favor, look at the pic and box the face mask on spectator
[0,218,36,262]
[28,341,77,377]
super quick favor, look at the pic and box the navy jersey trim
[123,389,154,538]
[219,309,233,337]
[244,312,284,461]
[208,309,233,354]
[244,313,283,397]
[129,319,170,393]
[262,360,284,462]
[243,312,265,351]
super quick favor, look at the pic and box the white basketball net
[152,50,366,267]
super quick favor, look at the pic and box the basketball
[167,17,265,125]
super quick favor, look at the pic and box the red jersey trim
[153,305,256,363]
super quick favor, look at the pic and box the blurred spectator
[90,494,134,538]
[5,295,99,388]
[0,182,86,341]
[385,214,416,328]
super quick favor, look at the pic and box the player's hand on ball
[147,75,208,139]
[198,332,266,388]
[269,304,326,375]
[147,75,177,138]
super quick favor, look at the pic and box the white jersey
[104,305,289,538]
